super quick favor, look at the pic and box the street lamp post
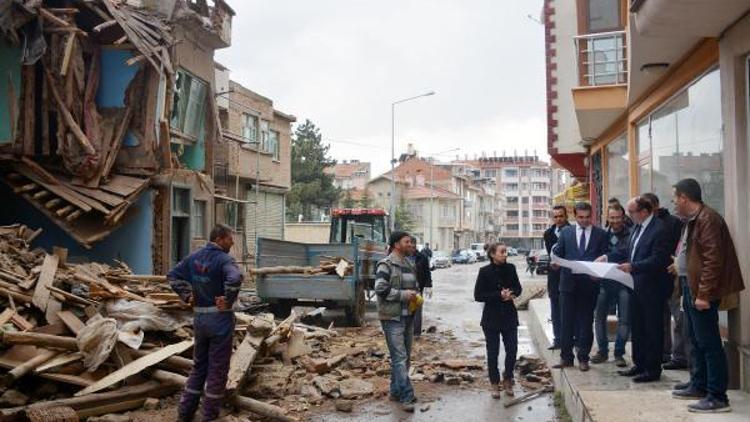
[390,91,435,231]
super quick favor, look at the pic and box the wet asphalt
[312,257,558,422]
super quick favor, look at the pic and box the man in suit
[551,202,609,371]
[601,196,671,383]
[543,205,570,350]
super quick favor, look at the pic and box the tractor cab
[329,208,390,244]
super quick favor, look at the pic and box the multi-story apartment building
[545,0,750,392]
[213,71,296,265]
[464,155,556,250]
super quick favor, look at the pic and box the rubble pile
[0,224,489,420]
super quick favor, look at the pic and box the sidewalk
[527,299,750,422]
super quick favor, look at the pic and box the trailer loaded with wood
[252,237,388,327]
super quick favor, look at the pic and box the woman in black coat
[474,242,522,398]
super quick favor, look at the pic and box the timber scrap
[0,0,180,248]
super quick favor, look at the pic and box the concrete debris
[334,400,354,413]
[338,378,374,399]
[87,414,133,422]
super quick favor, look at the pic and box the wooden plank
[0,286,33,304]
[101,107,133,179]
[22,66,34,156]
[35,352,83,373]
[0,308,14,326]
[41,74,50,155]
[57,310,85,335]
[32,190,50,200]
[45,297,63,324]
[0,331,78,350]
[2,349,59,388]
[44,70,96,155]
[15,165,93,212]
[39,8,71,27]
[65,184,125,207]
[66,209,83,222]
[10,313,34,331]
[47,285,99,307]
[60,34,76,76]
[75,340,194,396]
[100,174,149,196]
[76,398,147,419]
[22,157,58,185]
[0,354,93,387]
[32,254,59,311]
[13,182,37,194]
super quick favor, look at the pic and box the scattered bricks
[429,372,445,383]
[312,375,340,397]
[335,400,354,413]
[458,372,475,383]
[445,376,462,386]
[338,378,374,399]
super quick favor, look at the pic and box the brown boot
[491,383,502,399]
[503,378,515,397]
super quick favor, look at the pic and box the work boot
[490,383,502,399]
[401,397,417,413]
[503,378,515,397]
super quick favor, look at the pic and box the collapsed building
[0,0,234,274]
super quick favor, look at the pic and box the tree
[358,189,373,208]
[394,200,416,232]
[286,120,341,221]
[342,190,357,208]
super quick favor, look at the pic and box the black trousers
[482,326,518,384]
[560,282,598,363]
[547,273,561,346]
[631,285,665,376]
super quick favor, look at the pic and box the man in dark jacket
[543,205,570,350]
[409,237,433,337]
[605,197,671,383]
[552,202,609,371]
[591,203,631,367]
[670,179,745,413]
[642,192,689,370]
[169,224,243,422]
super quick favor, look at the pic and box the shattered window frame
[171,69,208,141]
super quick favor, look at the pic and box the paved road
[313,257,557,422]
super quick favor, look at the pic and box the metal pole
[255,138,260,258]
[430,164,434,247]
[390,103,396,232]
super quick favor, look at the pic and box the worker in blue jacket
[168,224,243,422]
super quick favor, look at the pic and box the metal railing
[574,30,627,87]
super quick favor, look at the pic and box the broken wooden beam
[32,254,59,312]
[1,349,58,388]
[75,340,194,396]
[44,70,96,155]
[0,331,78,351]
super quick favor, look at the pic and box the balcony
[571,31,628,143]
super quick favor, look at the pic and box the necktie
[630,224,642,257]
[579,228,586,253]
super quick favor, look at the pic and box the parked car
[469,243,487,261]
[452,250,476,264]
[529,249,550,275]
[517,247,530,256]
[507,247,518,256]
[430,250,452,269]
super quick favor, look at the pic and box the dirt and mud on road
[94,258,559,422]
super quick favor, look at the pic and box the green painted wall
[0,38,22,144]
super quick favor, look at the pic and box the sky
[216,0,548,177]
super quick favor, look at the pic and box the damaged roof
[0,1,190,247]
